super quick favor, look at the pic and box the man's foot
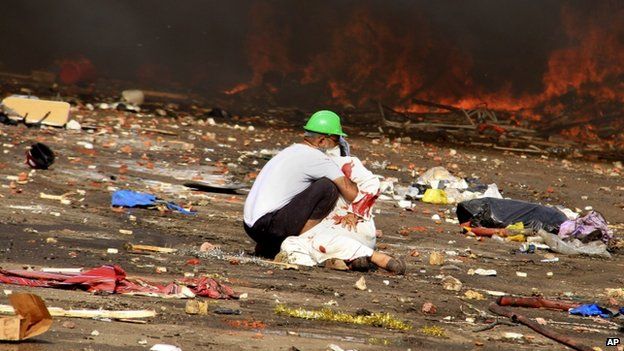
[348,256,372,272]
[385,258,406,275]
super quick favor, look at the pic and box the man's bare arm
[333,176,358,202]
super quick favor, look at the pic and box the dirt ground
[0,100,623,351]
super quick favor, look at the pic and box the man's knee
[313,177,339,202]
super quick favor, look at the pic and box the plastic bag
[422,189,448,205]
[538,230,611,258]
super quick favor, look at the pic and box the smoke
[0,0,618,109]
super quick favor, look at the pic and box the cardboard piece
[0,293,52,341]
[1,96,70,127]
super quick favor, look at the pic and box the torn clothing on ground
[0,265,238,299]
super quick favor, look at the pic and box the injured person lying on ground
[243,110,405,274]
[278,135,405,274]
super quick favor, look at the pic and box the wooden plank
[0,305,156,319]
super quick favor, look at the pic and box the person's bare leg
[371,251,406,275]
[299,219,322,234]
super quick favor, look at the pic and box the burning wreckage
[0,1,623,350]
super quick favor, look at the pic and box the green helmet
[303,110,347,137]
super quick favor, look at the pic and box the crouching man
[243,110,358,258]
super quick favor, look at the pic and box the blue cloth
[569,304,614,318]
[112,190,195,215]
[112,190,156,207]
[166,202,195,215]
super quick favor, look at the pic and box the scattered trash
[422,189,448,205]
[569,304,614,318]
[421,302,437,314]
[503,332,524,340]
[123,243,177,254]
[558,211,612,244]
[213,308,242,315]
[199,242,219,252]
[489,301,593,351]
[121,90,145,106]
[516,272,527,278]
[150,344,182,351]
[429,252,445,266]
[65,119,82,130]
[0,293,52,341]
[538,230,611,258]
[468,268,497,276]
[1,96,70,127]
[354,276,367,291]
[111,190,196,215]
[26,143,55,169]
[274,304,411,331]
[0,265,238,299]
[441,276,462,291]
[185,300,208,315]
[464,290,485,300]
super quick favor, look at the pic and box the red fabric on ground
[0,265,238,299]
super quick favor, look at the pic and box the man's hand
[333,212,359,231]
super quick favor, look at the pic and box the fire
[224,83,250,95]
[225,2,624,139]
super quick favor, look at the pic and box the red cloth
[0,265,237,299]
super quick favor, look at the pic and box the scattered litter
[0,265,238,299]
[112,190,196,215]
[150,344,182,351]
[468,268,497,276]
[2,96,70,127]
[503,332,524,340]
[441,276,462,291]
[464,290,485,300]
[421,302,437,315]
[558,211,612,243]
[354,276,367,291]
[539,230,611,258]
[569,304,615,318]
[65,119,82,130]
[0,293,52,341]
[429,252,445,266]
[185,300,208,315]
[27,143,55,169]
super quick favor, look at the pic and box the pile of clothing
[0,265,238,299]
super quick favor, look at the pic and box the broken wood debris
[123,243,178,254]
[0,305,156,320]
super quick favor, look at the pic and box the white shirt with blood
[280,155,381,265]
[243,143,344,226]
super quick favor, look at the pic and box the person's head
[303,131,339,151]
[302,110,346,151]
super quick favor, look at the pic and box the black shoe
[386,258,406,275]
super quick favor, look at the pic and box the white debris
[65,120,82,130]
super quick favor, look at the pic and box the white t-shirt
[244,143,344,226]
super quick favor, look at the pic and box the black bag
[456,197,567,233]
